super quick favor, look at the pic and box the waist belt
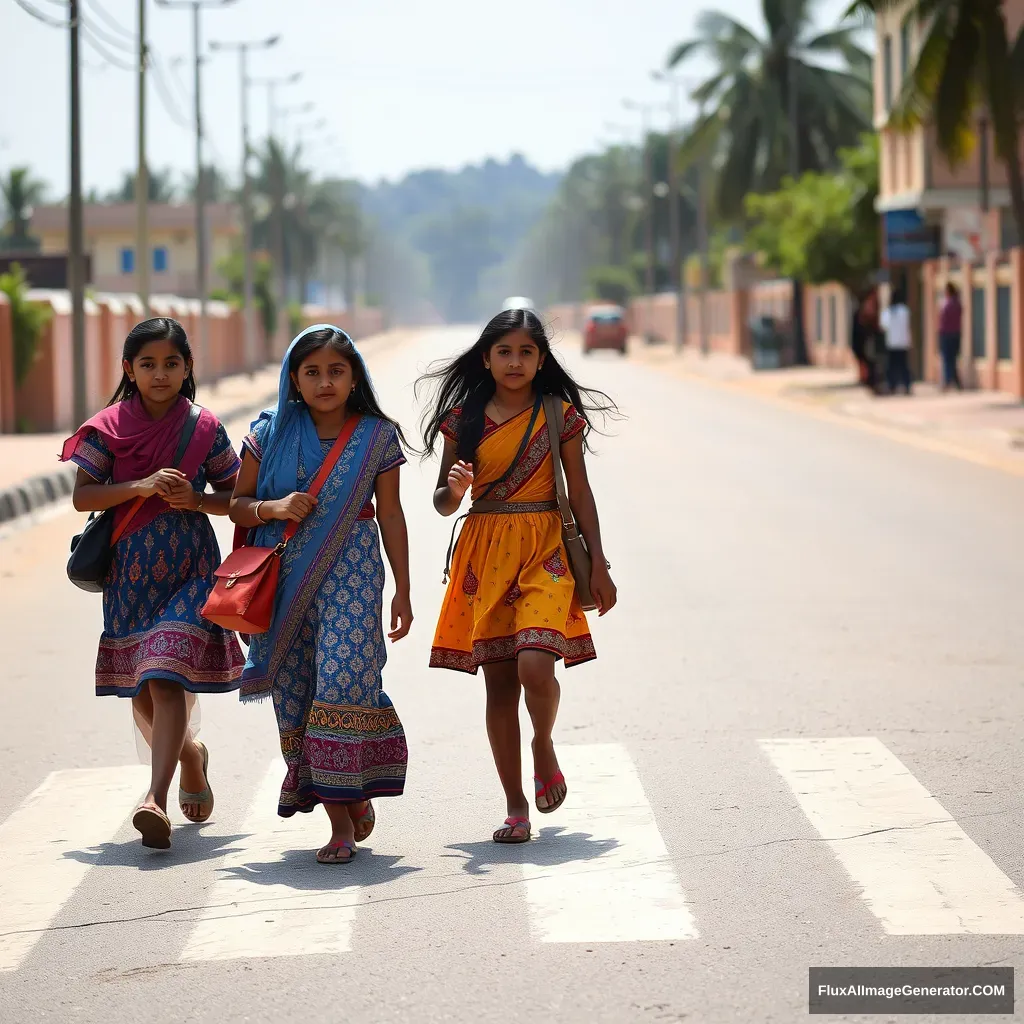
[470,500,558,515]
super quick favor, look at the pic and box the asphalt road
[1,326,1023,1024]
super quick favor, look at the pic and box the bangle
[253,500,266,524]
[195,491,205,512]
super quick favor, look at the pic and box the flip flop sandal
[133,805,172,850]
[352,801,375,843]
[534,770,567,814]
[316,840,357,865]
[493,816,532,844]
[179,740,214,823]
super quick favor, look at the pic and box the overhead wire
[12,0,67,28]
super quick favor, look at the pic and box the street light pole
[155,1,239,382]
[69,0,87,424]
[210,33,280,372]
[137,0,150,315]
[788,53,808,365]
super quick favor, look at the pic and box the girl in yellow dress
[419,308,618,844]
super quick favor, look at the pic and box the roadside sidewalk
[626,338,1024,477]
[0,365,282,524]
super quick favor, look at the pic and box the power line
[12,0,67,28]
[80,23,135,71]
[150,55,192,131]
[84,0,134,39]
[79,10,134,51]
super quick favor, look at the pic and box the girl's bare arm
[72,466,184,512]
[560,434,607,564]
[433,436,472,516]
[376,467,413,641]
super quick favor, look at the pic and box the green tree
[668,0,873,219]
[744,135,880,291]
[183,165,231,204]
[0,167,47,251]
[0,263,53,389]
[850,0,1024,245]
[211,251,277,348]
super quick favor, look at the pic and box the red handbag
[201,415,360,635]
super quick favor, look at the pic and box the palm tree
[107,166,177,204]
[0,167,47,250]
[850,0,1024,246]
[668,0,873,219]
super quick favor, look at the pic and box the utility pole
[210,33,280,372]
[697,99,709,357]
[69,0,87,423]
[136,0,150,315]
[156,2,239,380]
[789,53,808,365]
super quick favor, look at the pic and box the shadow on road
[215,848,422,890]
[63,829,248,871]
[443,826,620,876]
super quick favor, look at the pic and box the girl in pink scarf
[61,317,244,851]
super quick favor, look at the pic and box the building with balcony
[30,202,240,298]
[875,1,1023,262]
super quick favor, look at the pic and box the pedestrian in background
[418,308,618,845]
[938,281,964,391]
[228,325,411,865]
[881,287,913,395]
[850,287,882,394]
[61,318,244,850]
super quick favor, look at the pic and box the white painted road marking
[760,737,1024,935]
[0,766,149,971]
[180,761,359,961]
[520,743,698,943]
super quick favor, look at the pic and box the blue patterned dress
[70,425,245,696]
[242,417,409,815]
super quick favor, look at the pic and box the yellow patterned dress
[429,400,596,674]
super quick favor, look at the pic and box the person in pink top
[938,282,963,390]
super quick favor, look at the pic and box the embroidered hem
[429,628,597,675]
[96,625,243,695]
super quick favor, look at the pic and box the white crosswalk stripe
[180,761,360,961]
[519,743,698,943]
[2,739,1024,973]
[0,766,149,972]
[760,737,1024,935]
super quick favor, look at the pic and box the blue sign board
[883,209,941,264]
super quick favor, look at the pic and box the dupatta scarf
[60,393,219,539]
[239,325,396,700]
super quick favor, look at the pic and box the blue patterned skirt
[269,519,408,815]
[98,509,244,696]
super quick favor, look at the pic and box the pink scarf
[61,394,219,538]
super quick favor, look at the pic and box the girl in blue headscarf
[229,325,412,864]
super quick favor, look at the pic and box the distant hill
[356,155,560,322]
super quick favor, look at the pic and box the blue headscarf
[253,323,369,502]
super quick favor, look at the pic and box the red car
[582,305,628,355]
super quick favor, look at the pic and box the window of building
[996,285,1011,360]
[971,286,986,358]
[883,35,893,111]
[152,246,169,273]
[900,19,911,84]
[119,247,135,275]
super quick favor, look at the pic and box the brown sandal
[133,805,172,849]
[351,801,375,843]
[493,816,531,844]
[179,740,214,823]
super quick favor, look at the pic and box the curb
[0,389,279,527]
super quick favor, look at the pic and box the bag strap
[474,392,543,502]
[282,413,361,543]
[542,394,575,532]
[110,402,203,546]
[442,394,542,582]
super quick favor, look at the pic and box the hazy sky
[2,0,854,197]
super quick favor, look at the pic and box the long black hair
[289,326,410,448]
[417,308,617,463]
[108,317,196,405]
